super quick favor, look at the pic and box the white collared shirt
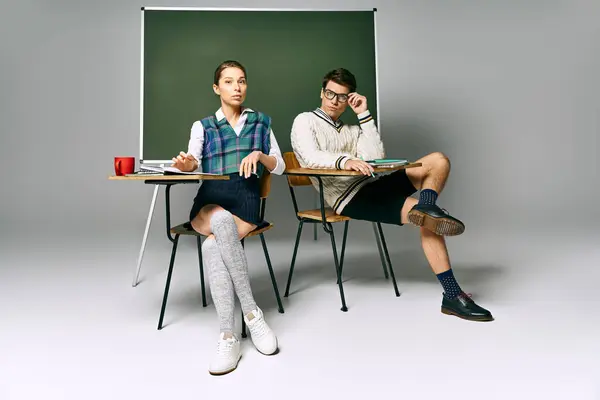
[186,107,285,175]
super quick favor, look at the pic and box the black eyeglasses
[323,89,349,103]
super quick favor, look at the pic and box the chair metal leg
[376,223,400,297]
[373,222,390,279]
[327,224,348,312]
[196,236,207,307]
[132,184,159,287]
[313,192,318,241]
[284,220,304,297]
[158,234,180,330]
[241,309,247,338]
[336,220,349,285]
[239,239,248,338]
[259,233,284,313]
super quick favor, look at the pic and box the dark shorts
[189,173,267,227]
[340,169,418,226]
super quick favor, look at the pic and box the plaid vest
[200,111,271,175]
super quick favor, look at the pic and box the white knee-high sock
[202,237,235,333]
[210,210,258,315]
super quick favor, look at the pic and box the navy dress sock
[419,189,438,205]
[436,269,464,299]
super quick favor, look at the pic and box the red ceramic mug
[114,156,135,176]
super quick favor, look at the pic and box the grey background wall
[1,0,598,242]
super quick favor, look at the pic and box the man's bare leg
[404,152,465,236]
[401,196,493,322]
[406,151,451,194]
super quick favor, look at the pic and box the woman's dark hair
[214,60,247,85]
[322,68,357,93]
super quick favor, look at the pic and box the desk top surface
[284,162,422,176]
[108,174,229,181]
[109,163,423,180]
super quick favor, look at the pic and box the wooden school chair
[157,169,285,334]
[282,152,400,312]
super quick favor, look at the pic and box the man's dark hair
[322,68,357,93]
[214,60,247,85]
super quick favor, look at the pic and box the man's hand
[239,151,263,178]
[344,159,374,176]
[171,151,197,172]
[348,92,368,115]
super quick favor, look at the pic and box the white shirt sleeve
[187,121,204,172]
[267,128,285,175]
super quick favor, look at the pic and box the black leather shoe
[408,204,465,236]
[441,292,494,322]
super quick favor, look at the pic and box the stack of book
[365,159,409,168]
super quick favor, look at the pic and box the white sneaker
[208,332,241,376]
[244,307,278,355]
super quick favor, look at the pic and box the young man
[290,68,493,322]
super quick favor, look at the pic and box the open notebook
[138,165,220,175]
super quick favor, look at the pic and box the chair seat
[297,208,350,222]
[170,222,273,237]
[245,223,273,237]
[170,222,200,236]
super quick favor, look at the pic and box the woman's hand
[171,151,197,172]
[239,151,263,178]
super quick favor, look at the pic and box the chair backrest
[283,152,312,187]
[259,168,272,199]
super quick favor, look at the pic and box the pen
[360,156,376,178]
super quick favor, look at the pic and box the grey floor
[1,223,599,400]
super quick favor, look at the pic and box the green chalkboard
[141,8,378,163]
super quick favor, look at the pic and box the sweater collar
[312,108,344,131]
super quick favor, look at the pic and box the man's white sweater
[290,108,385,214]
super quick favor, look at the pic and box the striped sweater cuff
[335,156,349,170]
[357,110,373,125]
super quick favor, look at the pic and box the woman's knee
[209,209,236,234]
[191,205,225,235]
[210,209,234,224]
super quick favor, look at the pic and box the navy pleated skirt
[189,173,266,228]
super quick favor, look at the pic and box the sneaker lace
[249,318,269,338]
[216,339,235,356]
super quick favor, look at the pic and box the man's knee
[430,151,450,169]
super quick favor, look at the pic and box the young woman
[170,60,285,375]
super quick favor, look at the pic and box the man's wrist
[339,156,359,170]
[335,156,352,170]
[357,110,373,124]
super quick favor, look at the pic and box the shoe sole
[441,307,494,322]
[209,354,242,376]
[254,338,279,356]
[408,210,465,236]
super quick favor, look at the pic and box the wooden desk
[109,173,229,287]
[283,162,422,177]
[108,173,229,181]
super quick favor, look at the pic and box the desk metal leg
[165,184,175,242]
[132,184,160,287]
